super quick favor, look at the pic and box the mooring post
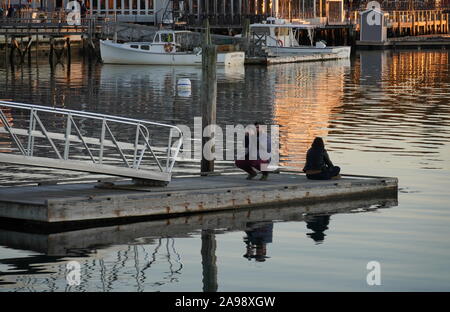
[35,34,39,64]
[4,35,8,66]
[66,37,71,65]
[49,37,54,66]
[27,37,33,65]
[9,36,15,65]
[201,229,218,292]
[200,19,217,175]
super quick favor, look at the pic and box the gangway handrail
[0,101,183,182]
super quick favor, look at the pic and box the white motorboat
[248,18,351,59]
[100,30,245,66]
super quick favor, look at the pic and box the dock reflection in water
[0,196,396,291]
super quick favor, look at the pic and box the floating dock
[356,36,450,49]
[245,53,343,65]
[0,172,398,225]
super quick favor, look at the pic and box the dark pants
[306,166,340,180]
[235,159,269,175]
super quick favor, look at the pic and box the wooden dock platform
[356,36,450,49]
[0,173,397,225]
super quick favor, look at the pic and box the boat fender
[164,43,174,53]
[277,39,284,47]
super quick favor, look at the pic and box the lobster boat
[100,30,245,66]
[248,18,351,59]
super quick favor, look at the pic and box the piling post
[200,19,217,175]
[27,37,33,65]
[9,36,15,65]
[49,37,54,66]
[35,34,39,64]
[4,35,8,66]
[66,37,71,65]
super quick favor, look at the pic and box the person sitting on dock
[235,122,271,181]
[303,137,341,180]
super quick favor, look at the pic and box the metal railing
[0,101,183,182]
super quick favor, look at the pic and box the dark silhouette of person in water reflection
[305,215,330,244]
[243,222,273,262]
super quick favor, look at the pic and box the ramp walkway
[0,101,183,183]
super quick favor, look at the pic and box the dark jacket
[303,147,333,172]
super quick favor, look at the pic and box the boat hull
[267,46,351,59]
[100,40,245,66]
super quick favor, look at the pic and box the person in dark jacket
[303,137,340,180]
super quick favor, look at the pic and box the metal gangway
[0,101,183,183]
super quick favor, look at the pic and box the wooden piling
[201,20,218,175]
[27,37,32,65]
[9,36,15,65]
[49,37,54,66]
[66,37,71,65]
[4,35,8,66]
[35,34,39,64]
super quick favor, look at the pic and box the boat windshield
[251,27,270,35]
[160,33,175,43]
[274,27,290,36]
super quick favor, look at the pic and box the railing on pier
[350,8,450,35]
[0,101,183,183]
[0,15,115,37]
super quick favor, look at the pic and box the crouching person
[235,122,271,181]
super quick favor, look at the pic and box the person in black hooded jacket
[303,137,341,180]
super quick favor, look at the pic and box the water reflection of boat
[99,63,245,89]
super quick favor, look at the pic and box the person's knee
[235,159,248,169]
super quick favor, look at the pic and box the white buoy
[177,78,191,90]
[177,78,192,97]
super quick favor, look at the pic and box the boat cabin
[249,22,316,48]
[125,30,193,54]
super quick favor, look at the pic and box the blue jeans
[306,166,341,180]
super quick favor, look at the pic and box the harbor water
[0,50,450,291]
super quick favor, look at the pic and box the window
[275,28,289,36]
[141,45,150,50]
[160,33,174,43]
[130,45,139,49]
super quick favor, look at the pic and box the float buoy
[164,43,174,53]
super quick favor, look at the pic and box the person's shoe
[246,172,257,180]
[260,173,269,181]
[331,174,341,180]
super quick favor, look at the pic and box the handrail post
[99,118,106,164]
[64,114,72,160]
[133,123,141,169]
[27,109,36,156]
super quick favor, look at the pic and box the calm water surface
[0,50,450,291]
